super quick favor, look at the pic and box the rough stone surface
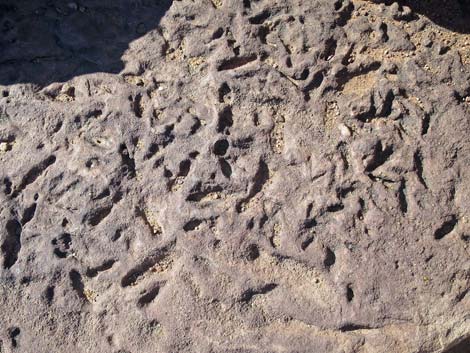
[0,1,469,352]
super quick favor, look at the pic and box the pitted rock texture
[0,1,469,352]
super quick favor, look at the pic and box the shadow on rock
[441,335,470,353]
[0,0,173,86]
[400,0,470,33]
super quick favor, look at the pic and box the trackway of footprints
[0,0,469,352]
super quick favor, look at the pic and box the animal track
[119,144,136,179]
[346,285,354,302]
[183,219,204,231]
[213,139,229,156]
[413,150,427,188]
[21,203,37,226]
[131,93,144,118]
[69,269,86,300]
[12,155,56,197]
[51,233,72,258]
[43,286,55,304]
[3,177,12,195]
[240,283,277,303]
[397,180,408,214]
[219,158,232,178]
[217,54,257,71]
[338,323,372,332]
[217,106,233,134]
[365,141,394,173]
[169,159,192,191]
[248,10,272,25]
[218,82,232,103]
[186,182,223,202]
[8,327,20,349]
[1,219,22,269]
[434,216,458,240]
[87,205,114,227]
[121,244,175,287]
[237,159,270,212]
[137,281,166,308]
[323,247,336,269]
[86,259,116,278]
[301,235,315,251]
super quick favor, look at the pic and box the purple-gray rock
[0,0,469,352]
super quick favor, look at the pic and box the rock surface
[0,1,469,352]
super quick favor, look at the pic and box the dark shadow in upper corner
[399,0,470,34]
[0,0,173,86]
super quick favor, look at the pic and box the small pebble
[0,142,9,152]
[338,123,352,137]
